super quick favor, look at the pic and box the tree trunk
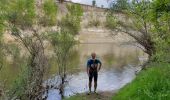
[59,76,65,98]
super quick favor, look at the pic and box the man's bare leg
[89,81,92,93]
[94,81,97,93]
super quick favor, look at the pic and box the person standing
[87,52,102,94]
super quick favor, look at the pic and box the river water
[44,43,147,100]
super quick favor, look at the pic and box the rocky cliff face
[3,1,134,53]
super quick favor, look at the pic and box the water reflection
[47,43,146,76]
[73,43,145,71]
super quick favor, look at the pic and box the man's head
[91,52,96,59]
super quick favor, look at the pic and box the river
[44,42,147,100]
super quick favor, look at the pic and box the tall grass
[112,63,170,100]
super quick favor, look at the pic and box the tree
[92,0,96,7]
[58,3,83,35]
[41,0,58,26]
[9,26,47,99]
[110,0,129,12]
[8,0,36,29]
[108,0,155,58]
[0,0,5,71]
[0,0,49,99]
[0,1,8,98]
[149,0,170,62]
[49,3,83,98]
[50,30,75,98]
[107,0,170,65]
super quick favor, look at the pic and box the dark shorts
[89,70,98,82]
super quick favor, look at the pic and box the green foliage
[51,31,75,51]
[125,0,169,59]
[87,12,101,27]
[0,0,7,73]
[6,43,21,66]
[92,0,96,6]
[0,0,8,39]
[50,30,76,81]
[88,19,101,27]
[0,17,4,40]
[0,44,28,99]
[0,19,4,39]
[149,0,170,62]
[127,0,152,32]
[64,94,93,100]
[66,4,83,17]
[0,43,23,84]
[0,44,3,71]
[58,4,83,35]
[110,0,129,12]
[41,0,58,26]
[112,63,170,100]
[105,14,117,29]
[48,3,83,78]
[0,1,5,68]
[58,16,78,35]
[8,0,36,28]
[51,3,83,72]
[107,0,170,58]
[9,62,32,99]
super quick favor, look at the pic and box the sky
[68,0,114,8]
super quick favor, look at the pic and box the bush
[40,0,58,26]
[0,19,3,40]
[8,0,36,29]
[105,14,117,29]
[58,3,83,35]
[88,19,101,27]
[9,62,32,99]
[0,0,8,38]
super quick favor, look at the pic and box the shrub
[105,14,117,29]
[88,19,101,27]
[41,0,58,26]
[58,3,83,35]
[8,0,36,29]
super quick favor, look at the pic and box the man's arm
[87,67,89,76]
[98,60,102,72]
[87,60,90,76]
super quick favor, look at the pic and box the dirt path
[72,91,116,100]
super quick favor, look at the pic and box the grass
[0,61,20,86]
[112,62,170,100]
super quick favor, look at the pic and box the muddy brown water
[44,43,148,100]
